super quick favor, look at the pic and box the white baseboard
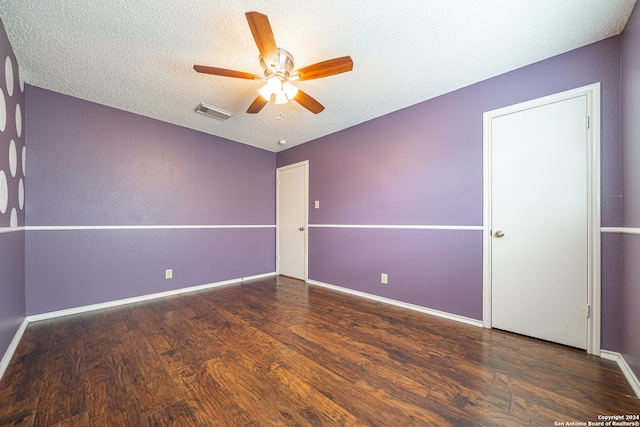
[600,350,640,399]
[26,272,277,323]
[306,279,483,328]
[0,318,29,382]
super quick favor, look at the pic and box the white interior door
[277,161,308,280]
[489,95,590,349]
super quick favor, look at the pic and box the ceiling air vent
[194,103,233,121]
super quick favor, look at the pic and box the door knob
[493,230,505,238]
[299,226,305,231]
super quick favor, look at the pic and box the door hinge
[585,115,590,129]
[584,304,591,318]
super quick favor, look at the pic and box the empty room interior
[1,1,640,425]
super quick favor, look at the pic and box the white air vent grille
[195,103,233,121]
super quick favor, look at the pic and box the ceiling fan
[194,11,353,114]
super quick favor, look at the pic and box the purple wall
[25,87,276,315]
[621,2,640,381]
[0,19,25,365]
[310,228,483,318]
[278,37,623,343]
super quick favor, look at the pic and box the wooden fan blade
[295,56,353,81]
[247,95,269,114]
[245,11,279,67]
[294,90,325,114]
[194,65,262,80]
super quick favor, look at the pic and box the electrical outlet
[381,273,388,284]
[165,269,173,279]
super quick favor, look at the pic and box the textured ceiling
[0,0,637,152]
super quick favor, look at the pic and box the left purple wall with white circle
[0,18,26,366]
[0,27,24,228]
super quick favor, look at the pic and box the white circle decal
[0,170,7,214]
[9,140,17,177]
[5,56,14,97]
[15,103,22,137]
[21,146,26,176]
[18,178,24,210]
[0,90,5,132]
[19,67,24,93]
[10,207,17,227]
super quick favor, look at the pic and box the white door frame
[482,83,601,355]
[276,160,309,281]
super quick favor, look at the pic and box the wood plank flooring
[0,276,638,426]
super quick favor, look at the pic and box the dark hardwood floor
[0,276,638,426]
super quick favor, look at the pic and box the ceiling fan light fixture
[266,75,281,91]
[258,75,282,101]
[282,81,298,100]
[260,75,298,104]
[258,85,272,101]
[275,90,288,105]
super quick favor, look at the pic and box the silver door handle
[493,230,505,238]
[299,226,305,231]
